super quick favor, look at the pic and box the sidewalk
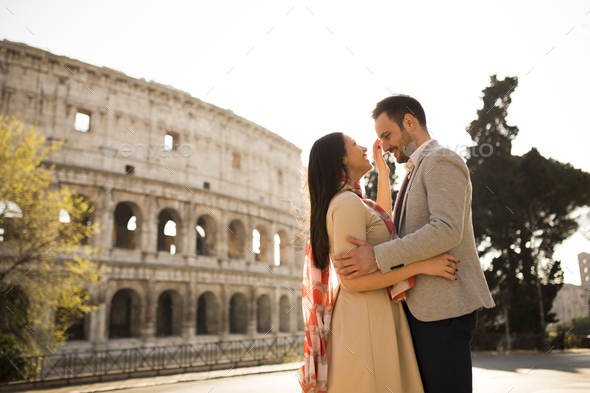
[17,362,303,393]
[17,349,590,393]
[472,348,590,356]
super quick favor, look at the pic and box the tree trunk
[534,258,547,349]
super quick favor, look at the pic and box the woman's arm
[340,253,458,293]
[329,192,458,293]
[374,139,393,217]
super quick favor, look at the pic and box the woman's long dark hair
[307,132,348,270]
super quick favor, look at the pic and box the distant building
[579,252,590,285]
[550,252,590,323]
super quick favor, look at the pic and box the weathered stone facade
[0,40,305,352]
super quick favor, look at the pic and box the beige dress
[326,192,424,393]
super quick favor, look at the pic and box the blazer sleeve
[374,151,469,273]
[330,193,368,257]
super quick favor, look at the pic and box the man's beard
[395,129,416,163]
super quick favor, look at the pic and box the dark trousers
[403,304,478,393]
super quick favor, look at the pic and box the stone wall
[0,40,306,351]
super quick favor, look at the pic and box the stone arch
[57,287,91,341]
[279,295,291,333]
[229,292,248,334]
[0,200,23,242]
[256,294,271,333]
[112,202,141,249]
[156,289,183,337]
[253,225,269,262]
[1,285,29,336]
[59,193,95,245]
[275,230,289,266]
[227,219,246,259]
[108,288,141,338]
[196,215,217,256]
[196,291,220,335]
[157,208,182,254]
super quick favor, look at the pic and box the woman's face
[342,134,372,180]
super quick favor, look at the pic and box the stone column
[143,195,158,254]
[185,202,197,258]
[218,209,228,260]
[219,284,229,340]
[290,289,298,333]
[90,280,109,344]
[89,303,108,343]
[247,286,256,337]
[185,275,197,338]
[99,191,114,249]
[247,216,255,263]
[273,286,280,335]
[142,275,157,341]
[269,221,277,267]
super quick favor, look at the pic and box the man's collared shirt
[404,138,436,175]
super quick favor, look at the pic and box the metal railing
[1,334,305,387]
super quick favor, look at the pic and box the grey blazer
[374,140,495,322]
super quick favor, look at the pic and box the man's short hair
[372,94,427,130]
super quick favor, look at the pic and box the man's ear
[404,113,417,132]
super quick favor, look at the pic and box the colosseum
[0,39,305,353]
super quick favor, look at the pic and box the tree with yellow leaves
[0,115,103,380]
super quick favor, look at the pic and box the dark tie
[393,172,411,233]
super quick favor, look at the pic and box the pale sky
[2,0,589,284]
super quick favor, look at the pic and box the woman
[297,132,458,393]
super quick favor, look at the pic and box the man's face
[374,112,415,164]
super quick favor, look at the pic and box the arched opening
[164,133,178,151]
[276,230,289,266]
[112,203,139,249]
[0,200,23,242]
[227,220,245,259]
[156,290,182,337]
[0,285,29,337]
[109,289,140,338]
[56,288,91,341]
[65,314,86,341]
[253,225,269,262]
[274,234,281,266]
[59,194,95,245]
[257,294,271,333]
[157,209,181,255]
[196,215,217,256]
[279,295,291,333]
[196,291,220,335]
[229,293,248,334]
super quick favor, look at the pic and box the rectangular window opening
[75,111,91,132]
[164,133,178,151]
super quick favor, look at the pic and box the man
[333,94,495,393]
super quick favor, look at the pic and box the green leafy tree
[466,76,590,349]
[547,315,590,349]
[0,115,103,366]
[363,153,398,208]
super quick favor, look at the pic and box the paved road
[112,352,590,393]
[19,351,590,393]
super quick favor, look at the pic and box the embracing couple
[296,94,495,393]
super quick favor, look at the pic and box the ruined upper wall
[0,40,303,211]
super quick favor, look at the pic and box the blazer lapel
[398,140,439,233]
